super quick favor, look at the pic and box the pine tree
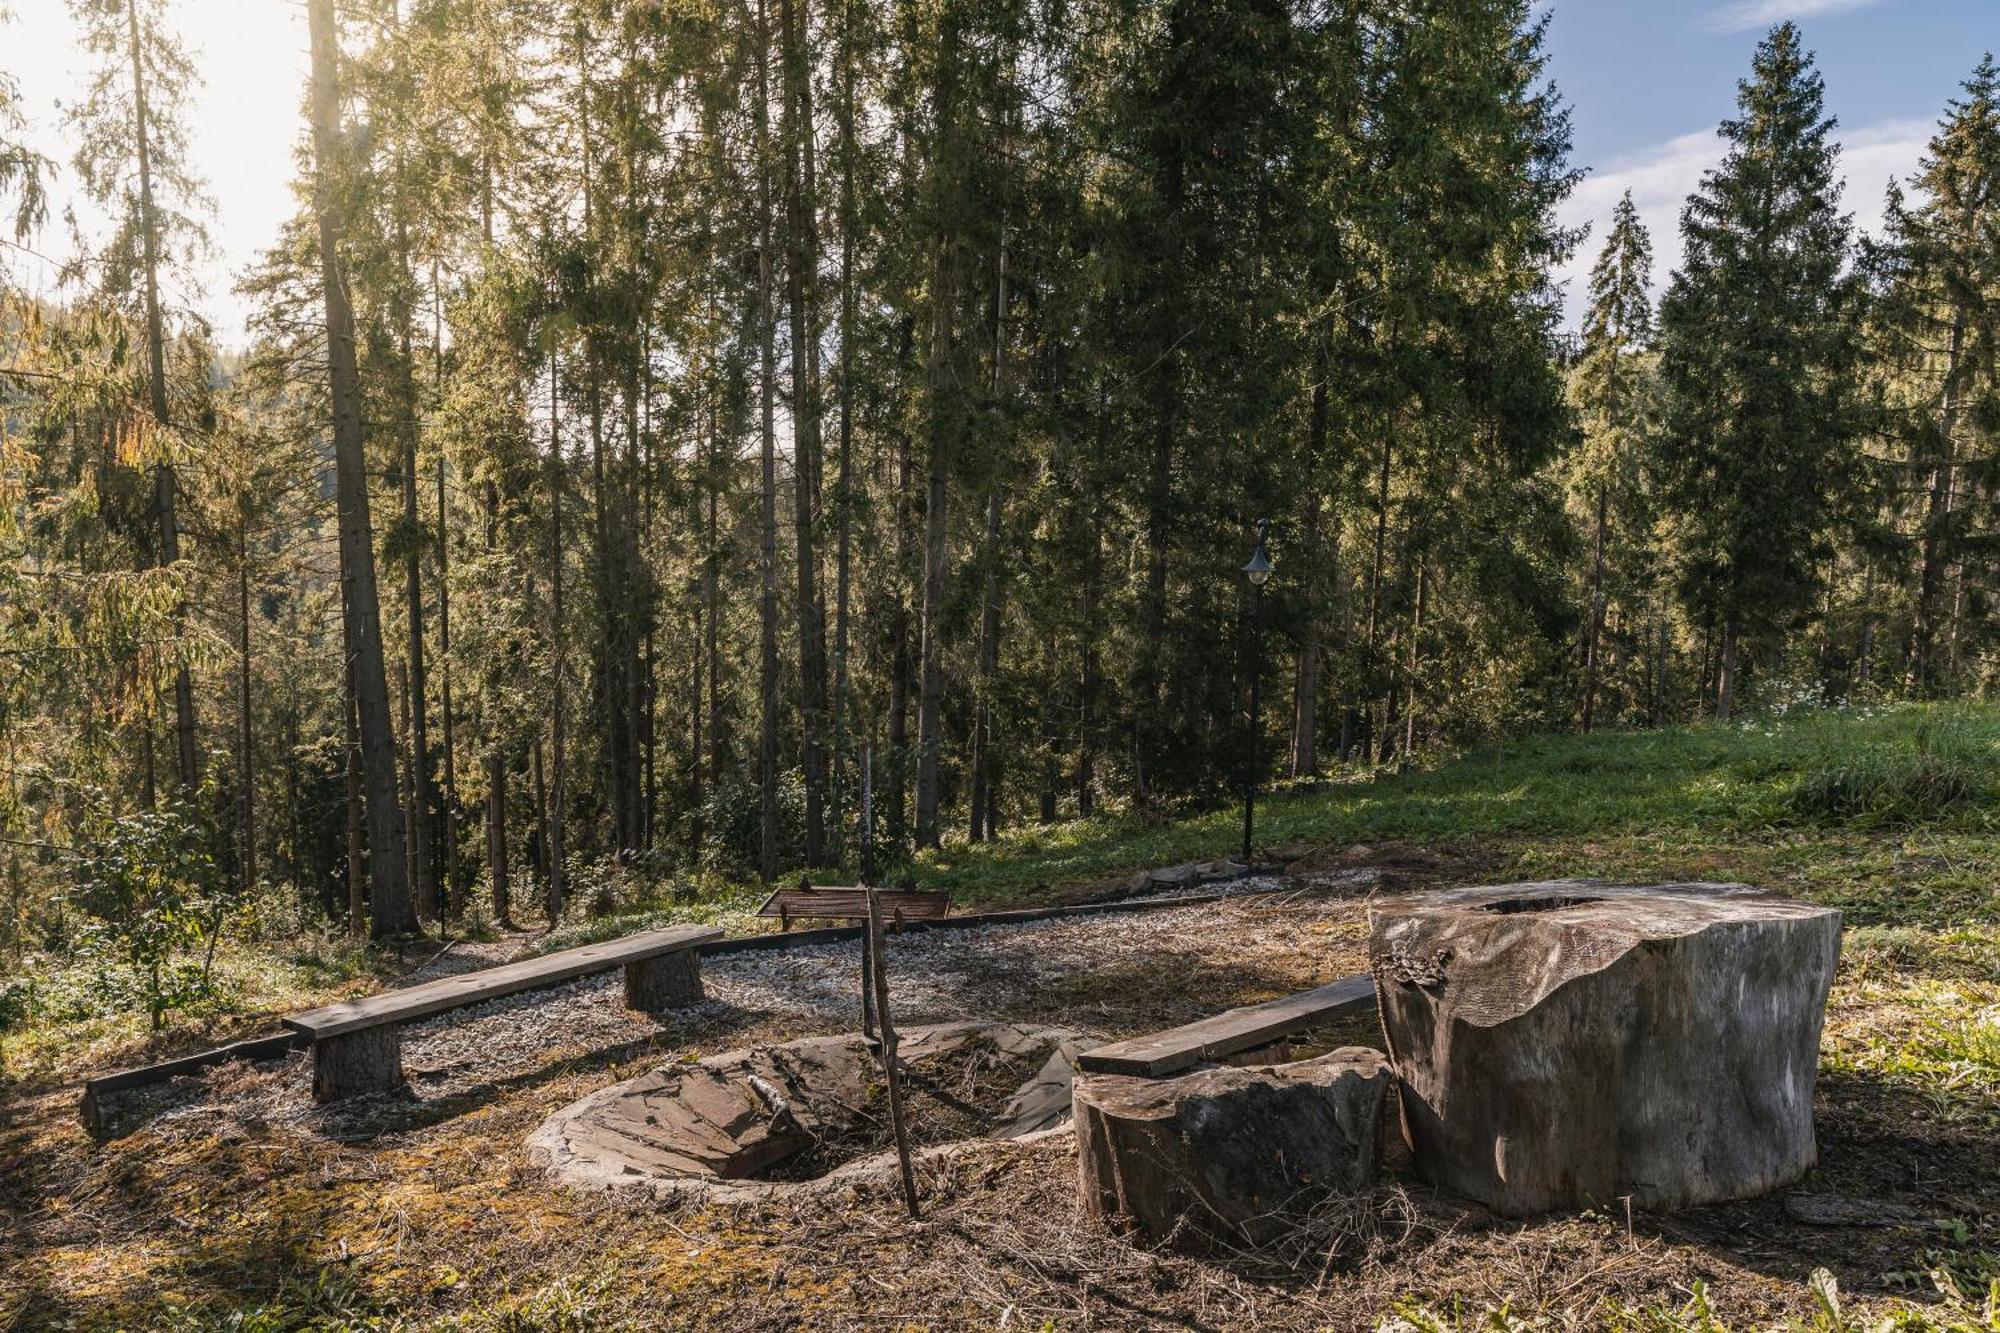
[1656,23,1862,721]
[1571,191,1654,731]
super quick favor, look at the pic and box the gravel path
[104,871,1380,1140]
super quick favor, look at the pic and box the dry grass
[2,848,1996,1330]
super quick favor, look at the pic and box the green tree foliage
[1656,23,1865,721]
[2,4,1998,984]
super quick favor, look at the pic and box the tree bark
[754,0,781,882]
[1371,880,1840,1215]
[309,0,412,937]
[1581,484,1609,732]
[124,0,198,802]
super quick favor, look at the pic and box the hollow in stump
[1074,1046,1391,1250]
[1370,880,1841,1216]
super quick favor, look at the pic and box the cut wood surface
[1075,1047,1392,1249]
[1076,973,1376,1077]
[283,924,721,1039]
[1371,879,1841,1215]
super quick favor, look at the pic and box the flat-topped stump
[285,924,720,1102]
[1370,880,1841,1215]
[1074,1047,1393,1251]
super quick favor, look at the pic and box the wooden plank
[1076,973,1378,1077]
[80,1030,306,1133]
[283,924,722,1039]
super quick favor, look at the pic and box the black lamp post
[1240,519,1272,864]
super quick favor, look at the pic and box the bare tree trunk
[124,0,198,801]
[309,0,412,936]
[754,0,782,882]
[1908,309,1965,696]
[830,0,857,863]
[1716,615,1738,723]
[237,514,255,894]
[1291,350,1330,779]
[1580,484,1609,732]
[548,354,569,922]
[436,460,459,918]
[344,626,364,939]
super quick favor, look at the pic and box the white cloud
[1700,0,1887,35]
[1556,116,1930,327]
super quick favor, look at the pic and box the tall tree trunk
[1716,614,1738,723]
[1908,308,1965,696]
[548,353,569,922]
[969,227,1008,843]
[830,0,858,863]
[345,651,364,938]
[124,0,198,801]
[888,421,913,850]
[436,459,459,918]
[309,0,412,936]
[1291,350,1330,779]
[237,514,255,895]
[1364,433,1393,765]
[782,0,829,868]
[754,0,782,882]
[1580,483,1609,732]
[399,329,434,920]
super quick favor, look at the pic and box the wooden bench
[756,880,951,932]
[1075,973,1377,1077]
[283,924,721,1102]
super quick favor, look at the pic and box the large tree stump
[311,1026,403,1102]
[1370,880,1841,1216]
[623,949,703,1012]
[1074,1047,1391,1250]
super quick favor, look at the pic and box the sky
[1,0,1994,345]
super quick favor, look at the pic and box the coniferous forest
[0,1,1996,946]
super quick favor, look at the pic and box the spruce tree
[1656,23,1862,720]
[1868,55,2000,694]
[1571,191,1653,731]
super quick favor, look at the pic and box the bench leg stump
[625,951,703,1012]
[312,1027,403,1102]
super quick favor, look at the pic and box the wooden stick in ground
[859,913,876,1042]
[867,887,920,1218]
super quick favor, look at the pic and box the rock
[1073,1047,1391,1251]
[1370,880,1841,1216]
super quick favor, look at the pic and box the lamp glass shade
[1242,546,1273,586]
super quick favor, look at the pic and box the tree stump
[1370,880,1841,1216]
[1074,1047,1391,1250]
[624,950,703,1012]
[311,1026,403,1103]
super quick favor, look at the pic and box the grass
[8,700,1998,1083]
[4,701,2000,1329]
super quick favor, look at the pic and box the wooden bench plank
[1075,973,1378,1077]
[283,924,722,1040]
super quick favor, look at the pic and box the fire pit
[1370,879,1841,1215]
[528,1021,1080,1203]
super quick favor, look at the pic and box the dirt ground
[1,868,1995,1330]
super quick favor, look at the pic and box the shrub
[68,800,225,1032]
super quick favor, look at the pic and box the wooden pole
[866,887,919,1218]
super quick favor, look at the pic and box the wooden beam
[1075,974,1378,1078]
[283,924,721,1039]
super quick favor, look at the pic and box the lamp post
[1240,520,1272,864]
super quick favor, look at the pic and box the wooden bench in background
[1075,973,1377,1078]
[756,880,951,932]
[282,923,721,1102]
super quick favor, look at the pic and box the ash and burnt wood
[623,949,704,1011]
[1076,973,1375,1077]
[1074,1047,1392,1251]
[1370,879,1841,1216]
[311,1025,403,1102]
